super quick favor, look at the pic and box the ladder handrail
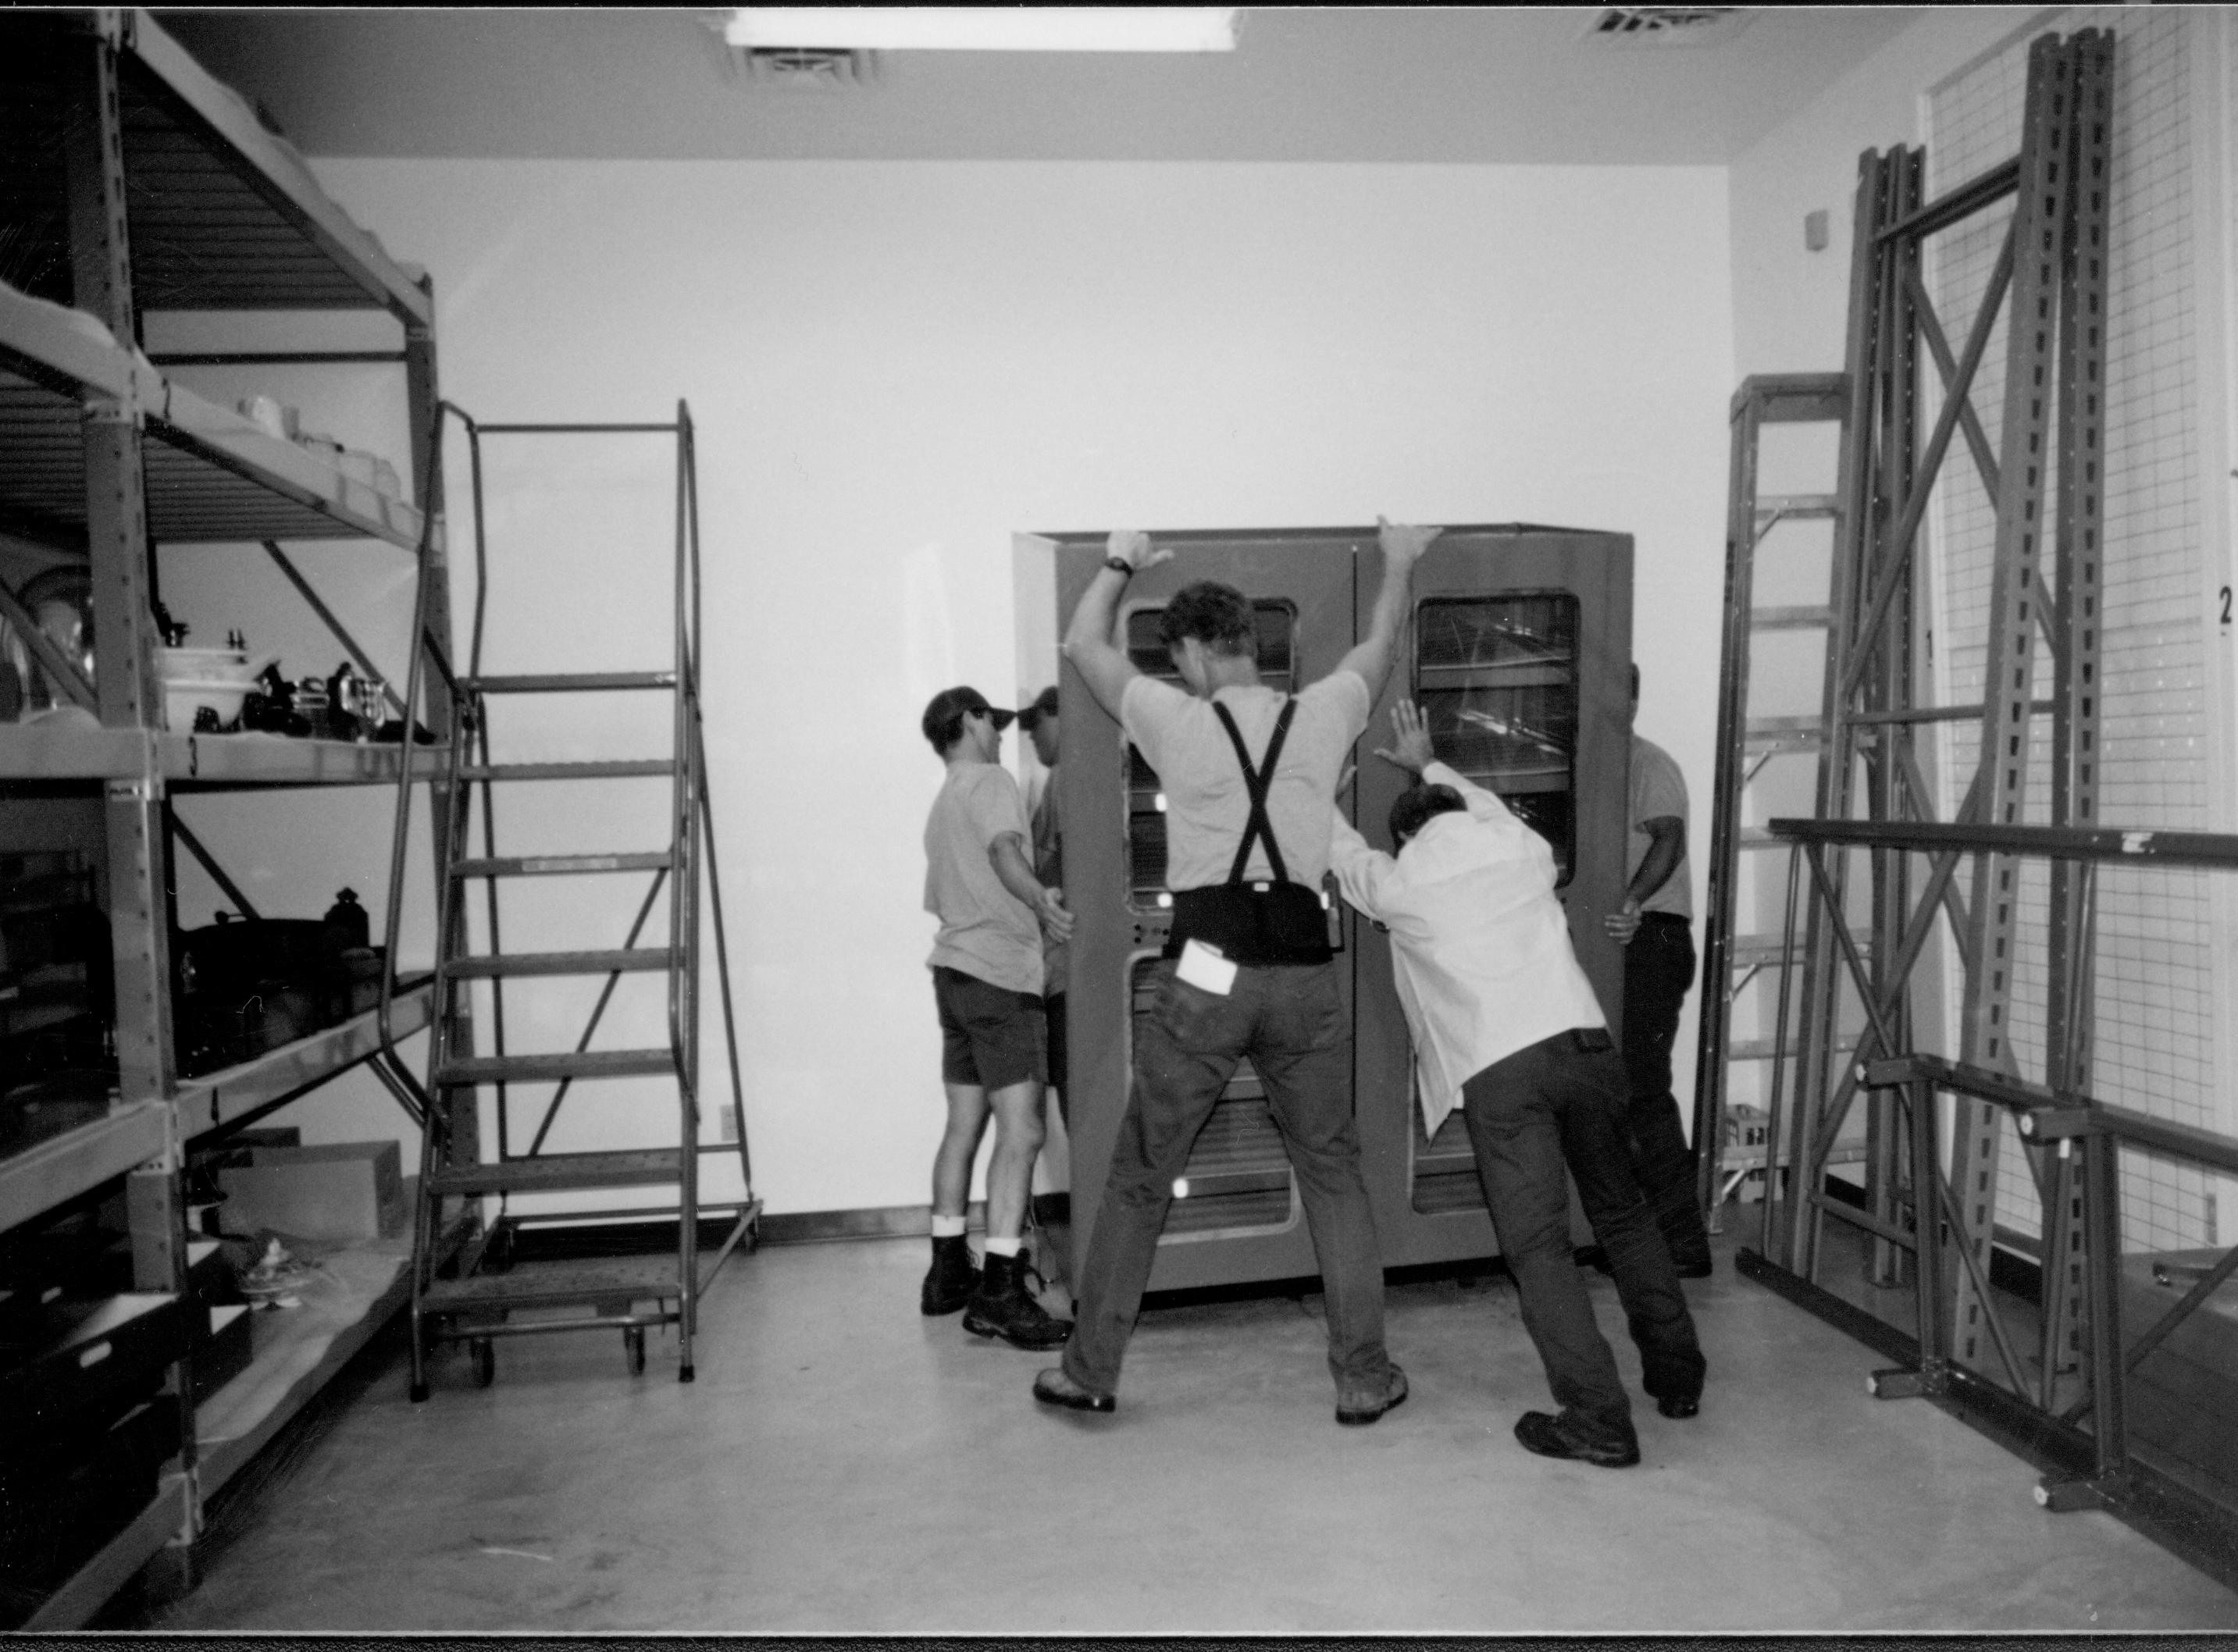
[397,402,757,1398]
[372,396,475,1123]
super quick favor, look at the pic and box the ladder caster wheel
[679,1363,696,1384]
[471,1337,495,1387]
[409,1380,429,1404]
[625,1326,647,1376]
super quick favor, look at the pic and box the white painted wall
[250,158,1733,1217]
[1728,8,2049,383]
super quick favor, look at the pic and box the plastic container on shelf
[158,646,279,733]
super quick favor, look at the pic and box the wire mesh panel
[1926,8,2223,1255]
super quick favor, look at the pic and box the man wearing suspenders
[1033,521,1437,1424]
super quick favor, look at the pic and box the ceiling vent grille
[1583,8,1753,48]
[723,45,878,89]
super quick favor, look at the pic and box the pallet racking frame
[1,9,462,1624]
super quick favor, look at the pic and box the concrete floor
[120,1226,2238,1635]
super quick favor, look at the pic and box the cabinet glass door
[1413,593,1580,883]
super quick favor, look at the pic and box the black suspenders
[1212,698,1297,887]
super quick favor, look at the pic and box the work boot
[1513,1410,1641,1468]
[962,1251,1072,1350]
[920,1234,980,1316]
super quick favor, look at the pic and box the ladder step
[1750,605,1833,631]
[466,672,677,694]
[461,760,672,781]
[1755,493,1841,520]
[1744,717,1824,753]
[427,1148,683,1197]
[1728,933,1796,969]
[446,949,673,979]
[421,1255,684,1315]
[1726,1034,1862,1063]
[451,851,672,879]
[436,1049,677,1085]
[1738,828,1785,849]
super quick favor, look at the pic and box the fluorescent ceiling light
[721,9,1240,52]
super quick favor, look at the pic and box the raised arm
[1062,529,1174,724]
[1374,699,1513,824]
[1333,519,1440,699]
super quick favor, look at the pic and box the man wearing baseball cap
[918,685,1074,1350]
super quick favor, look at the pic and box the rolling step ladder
[376,403,757,1397]
[1694,374,1873,1233]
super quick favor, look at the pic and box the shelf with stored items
[0,8,464,1628]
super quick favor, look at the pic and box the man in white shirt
[1032,522,1434,1426]
[1330,700,1705,1466]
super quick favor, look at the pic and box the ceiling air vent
[723,45,878,89]
[1583,8,1753,47]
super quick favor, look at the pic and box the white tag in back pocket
[1176,938,1237,996]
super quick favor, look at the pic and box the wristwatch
[1104,556,1135,579]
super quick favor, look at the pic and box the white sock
[931,1215,967,1239]
[985,1235,1021,1258]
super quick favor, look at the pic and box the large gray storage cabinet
[1014,525,1632,1294]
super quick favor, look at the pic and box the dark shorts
[1044,992,1067,1094]
[933,966,1046,1090]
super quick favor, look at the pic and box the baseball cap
[921,685,1015,749]
[1017,685,1060,732]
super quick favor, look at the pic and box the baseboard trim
[760,1202,991,1247]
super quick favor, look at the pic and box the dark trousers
[1063,959,1390,1397]
[1622,914,1709,1260]
[1461,1031,1705,1436]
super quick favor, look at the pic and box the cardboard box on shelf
[214,1141,404,1242]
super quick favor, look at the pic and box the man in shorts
[920,685,1074,1351]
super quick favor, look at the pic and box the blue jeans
[1461,1030,1705,1436]
[1063,959,1391,1396]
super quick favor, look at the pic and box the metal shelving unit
[0,9,460,1625]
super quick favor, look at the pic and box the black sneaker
[1514,1410,1641,1468]
[963,1251,1073,1351]
[1033,1366,1115,1413]
[920,1234,980,1316]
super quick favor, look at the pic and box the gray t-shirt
[1627,734,1692,920]
[924,762,1042,995]
[1120,671,1371,891]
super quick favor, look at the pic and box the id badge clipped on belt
[1176,938,1238,997]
